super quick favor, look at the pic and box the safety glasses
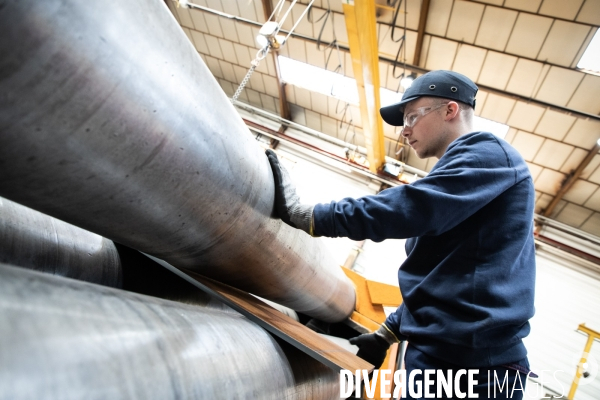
[403,102,448,129]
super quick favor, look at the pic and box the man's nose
[401,126,411,137]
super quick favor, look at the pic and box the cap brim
[379,95,419,126]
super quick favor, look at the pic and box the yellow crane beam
[343,0,386,173]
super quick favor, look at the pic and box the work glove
[265,149,314,235]
[349,324,399,368]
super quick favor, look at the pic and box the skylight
[278,56,508,139]
[577,30,600,74]
[278,56,402,106]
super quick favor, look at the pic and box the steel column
[0,263,340,399]
[0,0,354,322]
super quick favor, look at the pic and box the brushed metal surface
[0,263,340,400]
[0,197,122,287]
[0,0,355,322]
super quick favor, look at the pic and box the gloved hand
[349,324,399,368]
[265,149,314,235]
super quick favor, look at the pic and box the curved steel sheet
[0,0,354,321]
[0,197,122,287]
[0,263,340,400]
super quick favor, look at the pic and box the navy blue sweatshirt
[313,132,536,367]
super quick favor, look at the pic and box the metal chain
[231,45,270,103]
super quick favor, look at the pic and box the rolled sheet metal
[0,0,355,321]
[0,197,122,287]
[0,263,340,400]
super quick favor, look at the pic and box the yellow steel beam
[569,323,600,399]
[343,0,386,173]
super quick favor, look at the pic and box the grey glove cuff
[289,204,314,236]
[375,324,401,345]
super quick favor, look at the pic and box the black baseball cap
[380,70,478,126]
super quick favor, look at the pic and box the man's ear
[444,101,460,121]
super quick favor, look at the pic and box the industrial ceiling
[166,0,600,237]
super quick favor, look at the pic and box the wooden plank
[343,267,387,323]
[366,280,402,307]
[144,253,373,373]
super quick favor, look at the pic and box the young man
[266,70,536,399]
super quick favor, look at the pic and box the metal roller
[0,0,355,321]
[0,197,122,287]
[0,263,340,399]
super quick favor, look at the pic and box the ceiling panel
[479,93,515,124]
[310,91,328,114]
[560,148,589,174]
[218,60,236,82]
[585,188,600,211]
[262,74,279,97]
[532,139,574,170]
[584,155,600,181]
[248,70,266,92]
[261,93,278,114]
[507,101,546,132]
[537,21,591,67]
[424,36,458,71]
[473,90,488,117]
[477,51,518,90]
[204,54,223,78]
[377,0,421,31]
[556,203,594,227]
[567,74,600,115]
[378,24,417,64]
[475,7,518,51]
[291,3,313,37]
[190,30,209,53]
[321,114,339,137]
[576,0,600,25]
[538,0,585,20]
[218,38,238,64]
[305,41,325,69]
[293,85,312,109]
[563,118,600,149]
[236,0,257,21]
[253,0,265,22]
[234,23,256,47]
[246,88,262,108]
[505,59,547,98]
[332,12,348,46]
[535,168,566,195]
[504,13,553,59]
[580,213,600,236]
[204,34,224,59]
[451,44,487,82]
[503,0,542,13]
[511,131,545,161]
[534,67,583,107]
[203,12,224,37]
[305,109,322,131]
[287,37,307,63]
[504,127,517,144]
[425,0,453,37]
[563,180,599,205]
[527,162,544,181]
[445,1,485,44]
[534,109,577,141]
[219,18,240,43]
[233,43,252,67]
[535,192,553,213]
[189,8,207,32]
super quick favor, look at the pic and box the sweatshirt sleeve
[384,303,408,341]
[313,136,526,241]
